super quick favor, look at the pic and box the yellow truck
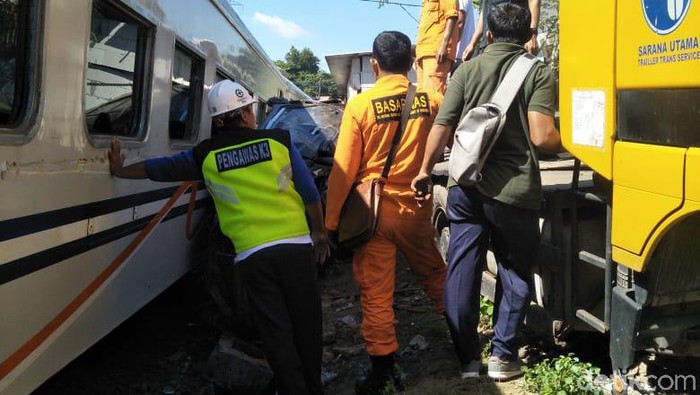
[559,0,699,392]
[430,1,698,393]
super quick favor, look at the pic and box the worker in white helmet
[109,79,329,395]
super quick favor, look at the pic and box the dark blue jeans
[444,186,539,363]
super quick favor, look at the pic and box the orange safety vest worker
[326,74,447,357]
[415,0,460,93]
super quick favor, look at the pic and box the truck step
[576,309,608,333]
[578,250,607,270]
[573,190,607,204]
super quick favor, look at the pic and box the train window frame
[168,42,204,147]
[84,0,154,144]
[0,0,43,145]
[255,99,268,127]
[215,68,233,83]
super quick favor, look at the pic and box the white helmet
[208,80,256,117]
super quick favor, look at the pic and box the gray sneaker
[460,359,482,379]
[487,356,524,380]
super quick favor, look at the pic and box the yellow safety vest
[201,134,309,253]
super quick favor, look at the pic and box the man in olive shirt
[411,2,560,380]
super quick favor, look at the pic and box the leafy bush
[523,353,603,395]
[479,296,494,328]
[478,296,494,359]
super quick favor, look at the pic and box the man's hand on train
[107,139,148,179]
[108,138,125,176]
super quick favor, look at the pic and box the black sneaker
[460,359,482,379]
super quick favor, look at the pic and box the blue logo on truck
[642,0,692,35]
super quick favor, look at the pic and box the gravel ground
[33,274,219,395]
[41,252,699,395]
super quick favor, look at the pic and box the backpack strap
[490,53,539,111]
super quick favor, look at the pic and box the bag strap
[380,83,417,180]
[490,53,538,111]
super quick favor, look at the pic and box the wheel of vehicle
[438,225,450,262]
[612,369,629,395]
[432,184,450,263]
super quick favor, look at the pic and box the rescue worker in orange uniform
[325,31,447,394]
[415,0,460,93]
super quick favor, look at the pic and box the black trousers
[238,243,322,395]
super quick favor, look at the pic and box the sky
[235,0,423,71]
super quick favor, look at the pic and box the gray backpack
[449,53,538,187]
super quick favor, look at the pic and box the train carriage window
[169,45,203,143]
[0,0,39,132]
[215,72,229,83]
[85,1,151,137]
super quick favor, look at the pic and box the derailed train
[0,1,339,393]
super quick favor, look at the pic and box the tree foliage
[292,72,338,99]
[281,46,320,75]
[276,47,338,99]
[539,0,559,79]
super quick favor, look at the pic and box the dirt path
[320,256,528,395]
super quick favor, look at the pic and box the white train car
[0,0,310,393]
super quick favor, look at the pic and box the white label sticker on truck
[572,90,606,148]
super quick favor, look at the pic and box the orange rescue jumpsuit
[325,74,447,357]
[415,0,459,94]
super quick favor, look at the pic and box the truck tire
[432,184,450,263]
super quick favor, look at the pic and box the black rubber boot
[355,354,402,395]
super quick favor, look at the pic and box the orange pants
[352,199,446,356]
[415,56,453,94]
